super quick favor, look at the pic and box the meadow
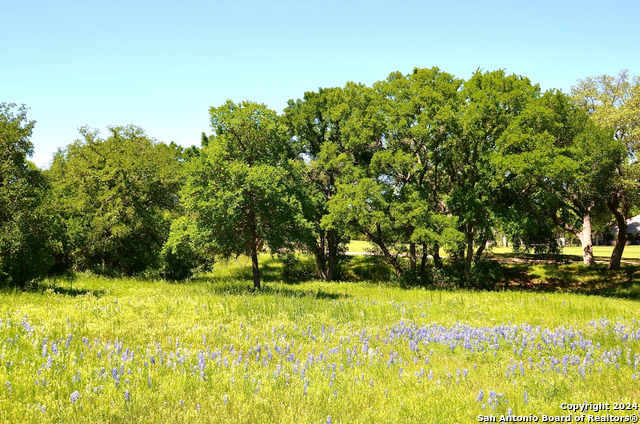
[1,256,639,423]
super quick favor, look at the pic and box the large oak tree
[571,70,640,269]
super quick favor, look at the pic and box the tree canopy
[47,125,183,275]
[4,67,637,289]
[0,103,60,285]
[174,101,309,289]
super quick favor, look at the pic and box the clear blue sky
[3,0,639,167]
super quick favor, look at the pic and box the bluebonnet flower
[124,390,130,402]
[476,389,484,402]
[70,391,80,404]
[21,316,33,333]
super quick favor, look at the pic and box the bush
[470,260,503,290]
[280,254,317,281]
[160,216,214,281]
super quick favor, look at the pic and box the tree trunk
[475,238,487,259]
[464,225,474,284]
[314,241,327,280]
[409,241,416,272]
[607,195,627,270]
[576,214,595,266]
[327,229,338,281]
[609,212,627,271]
[420,244,428,281]
[248,216,261,289]
[366,224,404,277]
[432,242,443,269]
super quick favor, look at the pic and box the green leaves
[48,125,183,275]
[176,101,310,287]
[0,103,60,286]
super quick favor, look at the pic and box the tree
[319,82,422,277]
[176,101,308,289]
[376,67,464,277]
[448,70,541,283]
[48,125,183,275]
[571,70,640,269]
[0,103,60,286]
[283,87,350,281]
[497,91,625,265]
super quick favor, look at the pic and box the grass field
[492,245,640,261]
[1,256,639,423]
[348,240,640,261]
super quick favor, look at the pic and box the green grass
[491,245,640,261]
[1,258,639,423]
[348,241,640,262]
[345,240,375,253]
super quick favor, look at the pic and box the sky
[2,0,639,168]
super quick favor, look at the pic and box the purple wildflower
[21,317,33,333]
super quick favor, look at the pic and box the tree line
[1,67,638,289]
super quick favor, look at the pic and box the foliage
[496,91,625,265]
[283,87,353,280]
[571,69,640,149]
[8,65,640,287]
[447,70,541,283]
[47,126,183,275]
[279,253,318,281]
[321,68,469,281]
[175,101,310,289]
[571,70,640,269]
[0,103,60,286]
[374,67,465,275]
[160,216,212,281]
